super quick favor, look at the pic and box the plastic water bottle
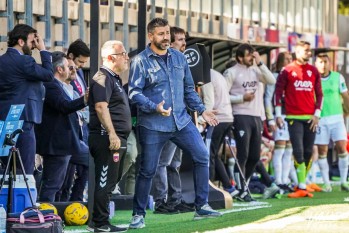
[0,204,6,233]
[109,201,115,219]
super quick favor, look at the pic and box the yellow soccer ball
[38,203,58,215]
[64,203,89,226]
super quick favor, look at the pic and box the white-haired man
[88,40,131,232]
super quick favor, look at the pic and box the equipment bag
[6,208,63,233]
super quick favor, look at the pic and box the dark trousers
[255,160,273,187]
[209,122,233,189]
[89,134,127,227]
[287,119,316,166]
[39,155,71,202]
[151,141,183,206]
[233,115,262,186]
[15,122,36,174]
[59,163,76,202]
[59,163,88,202]
[70,164,88,201]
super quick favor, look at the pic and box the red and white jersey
[274,61,323,118]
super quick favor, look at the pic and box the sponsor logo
[242,81,258,88]
[294,80,313,91]
[307,70,312,77]
[184,48,200,67]
[239,130,245,137]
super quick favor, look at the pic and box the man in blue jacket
[0,24,54,175]
[128,18,222,229]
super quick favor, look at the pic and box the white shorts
[315,120,347,145]
[273,116,290,141]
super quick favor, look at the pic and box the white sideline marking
[221,204,272,214]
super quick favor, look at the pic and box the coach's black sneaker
[94,224,128,232]
[154,201,179,214]
[278,184,294,194]
[236,190,256,202]
[173,200,195,213]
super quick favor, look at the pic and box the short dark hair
[235,43,254,63]
[7,24,37,47]
[147,18,169,33]
[275,51,290,72]
[52,51,67,72]
[67,39,90,58]
[170,26,186,43]
[316,53,329,59]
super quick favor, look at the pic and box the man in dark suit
[0,24,54,175]
[67,39,90,104]
[35,52,88,202]
[65,39,91,201]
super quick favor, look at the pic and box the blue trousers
[133,122,209,216]
[16,122,36,175]
[151,141,183,206]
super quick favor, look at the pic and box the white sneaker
[262,184,280,199]
[193,204,222,220]
[129,215,145,229]
[322,184,332,192]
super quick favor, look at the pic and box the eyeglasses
[110,52,128,58]
[69,66,77,71]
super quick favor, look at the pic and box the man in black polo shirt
[88,40,131,233]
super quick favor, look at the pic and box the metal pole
[187,0,192,32]
[7,0,14,30]
[293,0,296,32]
[276,0,279,30]
[151,0,155,19]
[175,0,180,27]
[284,0,287,31]
[44,0,51,48]
[25,0,33,26]
[198,0,203,33]
[209,0,213,34]
[88,0,99,225]
[268,0,271,28]
[220,0,224,35]
[79,0,85,39]
[138,0,147,52]
[123,0,129,50]
[258,0,262,27]
[250,0,253,26]
[62,0,68,50]
[240,0,244,39]
[109,0,115,40]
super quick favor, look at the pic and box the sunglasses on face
[69,66,77,71]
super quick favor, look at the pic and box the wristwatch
[257,61,263,67]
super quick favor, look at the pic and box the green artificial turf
[65,185,349,233]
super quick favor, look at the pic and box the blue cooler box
[0,175,37,213]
